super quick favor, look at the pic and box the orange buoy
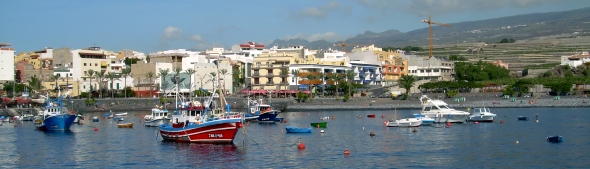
[283,120,288,123]
[332,116,335,120]
[446,122,452,126]
[358,115,361,118]
[297,142,305,149]
[344,149,350,154]
[383,121,387,125]
[94,127,99,131]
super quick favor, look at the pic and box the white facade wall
[193,63,232,92]
[0,47,15,81]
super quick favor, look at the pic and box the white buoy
[516,141,519,144]
[362,127,365,130]
[320,130,324,133]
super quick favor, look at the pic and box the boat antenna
[214,60,227,114]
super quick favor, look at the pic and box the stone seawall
[285,98,590,111]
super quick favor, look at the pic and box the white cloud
[291,1,352,20]
[162,26,182,39]
[283,32,343,42]
[353,0,560,16]
[189,35,204,42]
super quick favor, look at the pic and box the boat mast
[175,55,179,113]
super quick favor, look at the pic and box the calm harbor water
[1,107,589,168]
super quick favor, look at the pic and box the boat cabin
[472,108,491,115]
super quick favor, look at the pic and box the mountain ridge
[269,7,590,51]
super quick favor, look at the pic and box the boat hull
[467,115,495,122]
[257,111,279,122]
[422,114,469,123]
[20,115,35,121]
[547,136,563,143]
[285,126,312,133]
[518,116,528,121]
[36,114,77,131]
[159,119,241,144]
[144,118,169,127]
[118,123,134,128]
[310,122,327,128]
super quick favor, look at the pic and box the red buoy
[94,127,99,131]
[383,121,387,125]
[298,142,305,149]
[358,115,361,118]
[344,149,350,154]
[381,115,385,118]
[283,120,287,123]
[446,122,452,127]
[474,121,479,124]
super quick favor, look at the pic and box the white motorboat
[20,113,35,121]
[419,95,470,123]
[144,105,169,127]
[467,107,496,122]
[112,112,128,121]
[386,118,422,127]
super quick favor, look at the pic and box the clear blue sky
[2,0,590,54]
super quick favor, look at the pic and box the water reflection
[160,142,243,167]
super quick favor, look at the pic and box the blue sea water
[1,107,589,168]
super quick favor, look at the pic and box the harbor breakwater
[12,96,589,114]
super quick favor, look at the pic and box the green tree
[106,72,117,98]
[399,75,417,100]
[345,70,356,97]
[158,68,170,98]
[85,69,96,98]
[145,71,155,97]
[27,76,42,94]
[318,72,326,97]
[279,68,289,95]
[121,68,131,98]
[50,74,61,96]
[327,72,341,98]
[94,71,105,98]
[219,68,230,93]
[291,69,300,89]
[306,74,317,100]
[183,68,196,98]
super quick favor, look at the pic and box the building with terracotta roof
[561,52,590,68]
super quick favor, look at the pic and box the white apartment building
[72,46,120,93]
[193,62,232,94]
[400,54,454,81]
[561,52,590,68]
[0,43,15,85]
[346,51,384,86]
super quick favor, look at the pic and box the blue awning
[298,85,308,89]
[364,67,375,69]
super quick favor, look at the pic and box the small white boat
[92,116,99,122]
[386,118,422,127]
[144,106,169,127]
[467,108,496,122]
[20,113,35,121]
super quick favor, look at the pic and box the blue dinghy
[285,126,312,133]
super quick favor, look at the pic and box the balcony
[265,73,275,77]
[279,81,289,85]
[266,82,275,86]
[252,72,260,77]
[298,79,323,85]
[298,72,320,77]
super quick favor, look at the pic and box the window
[84,63,87,66]
[268,69,273,74]
[95,63,98,66]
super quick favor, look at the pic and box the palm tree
[27,76,41,94]
[220,68,230,94]
[280,68,289,96]
[86,69,96,98]
[183,68,196,98]
[291,69,300,90]
[318,72,326,97]
[197,74,210,90]
[106,72,117,98]
[172,67,182,96]
[306,74,317,99]
[146,71,155,97]
[121,68,131,98]
[345,70,356,97]
[65,73,69,93]
[94,71,105,98]
[399,75,417,100]
[158,68,170,98]
[231,66,244,92]
[327,72,341,98]
[50,74,61,97]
